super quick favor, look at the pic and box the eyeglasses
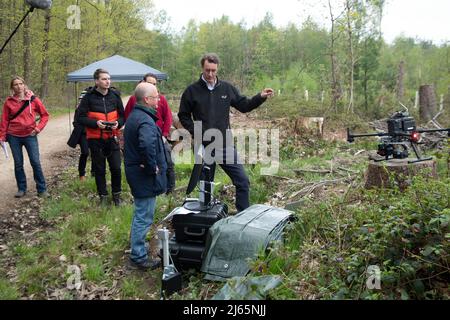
[146,95,159,100]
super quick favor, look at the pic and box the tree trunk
[8,0,17,78]
[445,86,450,111]
[39,10,51,100]
[345,0,354,114]
[419,85,438,122]
[365,159,437,191]
[396,60,405,101]
[363,67,368,111]
[23,5,31,82]
[0,1,4,99]
[414,91,419,109]
[328,0,342,113]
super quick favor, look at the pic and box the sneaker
[14,190,26,198]
[37,191,50,198]
[128,258,161,271]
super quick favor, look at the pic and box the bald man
[124,82,167,270]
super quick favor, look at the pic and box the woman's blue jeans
[7,134,46,193]
[130,197,156,263]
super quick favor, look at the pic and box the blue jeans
[7,135,46,193]
[130,197,156,263]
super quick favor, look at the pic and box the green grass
[0,278,20,300]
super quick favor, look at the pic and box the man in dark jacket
[178,53,274,212]
[78,68,125,206]
[124,82,167,270]
[124,73,175,194]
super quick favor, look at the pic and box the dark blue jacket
[124,105,167,198]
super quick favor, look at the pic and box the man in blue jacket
[124,82,167,270]
[178,53,274,212]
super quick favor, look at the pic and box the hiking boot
[112,192,122,207]
[99,195,109,206]
[37,191,50,198]
[14,190,26,198]
[128,258,161,271]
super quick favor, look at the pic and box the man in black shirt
[178,53,274,212]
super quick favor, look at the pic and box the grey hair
[135,83,156,105]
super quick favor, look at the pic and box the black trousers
[78,134,90,177]
[164,140,176,191]
[88,138,122,196]
[201,147,250,212]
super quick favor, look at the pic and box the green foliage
[258,176,450,300]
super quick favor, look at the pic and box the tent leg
[67,81,71,136]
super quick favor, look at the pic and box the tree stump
[365,159,437,190]
[419,85,437,122]
[294,117,324,137]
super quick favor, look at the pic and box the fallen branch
[294,168,331,174]
[336,166,360,174]
[260,174,293,181]
[288,176,357,200]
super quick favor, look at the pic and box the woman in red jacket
[0,76,50,198]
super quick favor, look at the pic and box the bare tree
[23,4,31,81]
[396,60,405,102]
[345,0,355,113]
[328,0,342,113]
[419,85,437,122]
[39,9,51,100]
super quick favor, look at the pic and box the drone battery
[402,117,416,131]
[388,116,416,134]
[172,201,228,243]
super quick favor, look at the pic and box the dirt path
[0,96,131,215]
[0,114,73,214]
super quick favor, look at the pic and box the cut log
[365,159,437,190]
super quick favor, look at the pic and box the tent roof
[66,55,167,82]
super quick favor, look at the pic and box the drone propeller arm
[347,128,389,143]
[417,128,450,136]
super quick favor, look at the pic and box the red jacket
[124,94,172,137]
[0,90,49,141]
